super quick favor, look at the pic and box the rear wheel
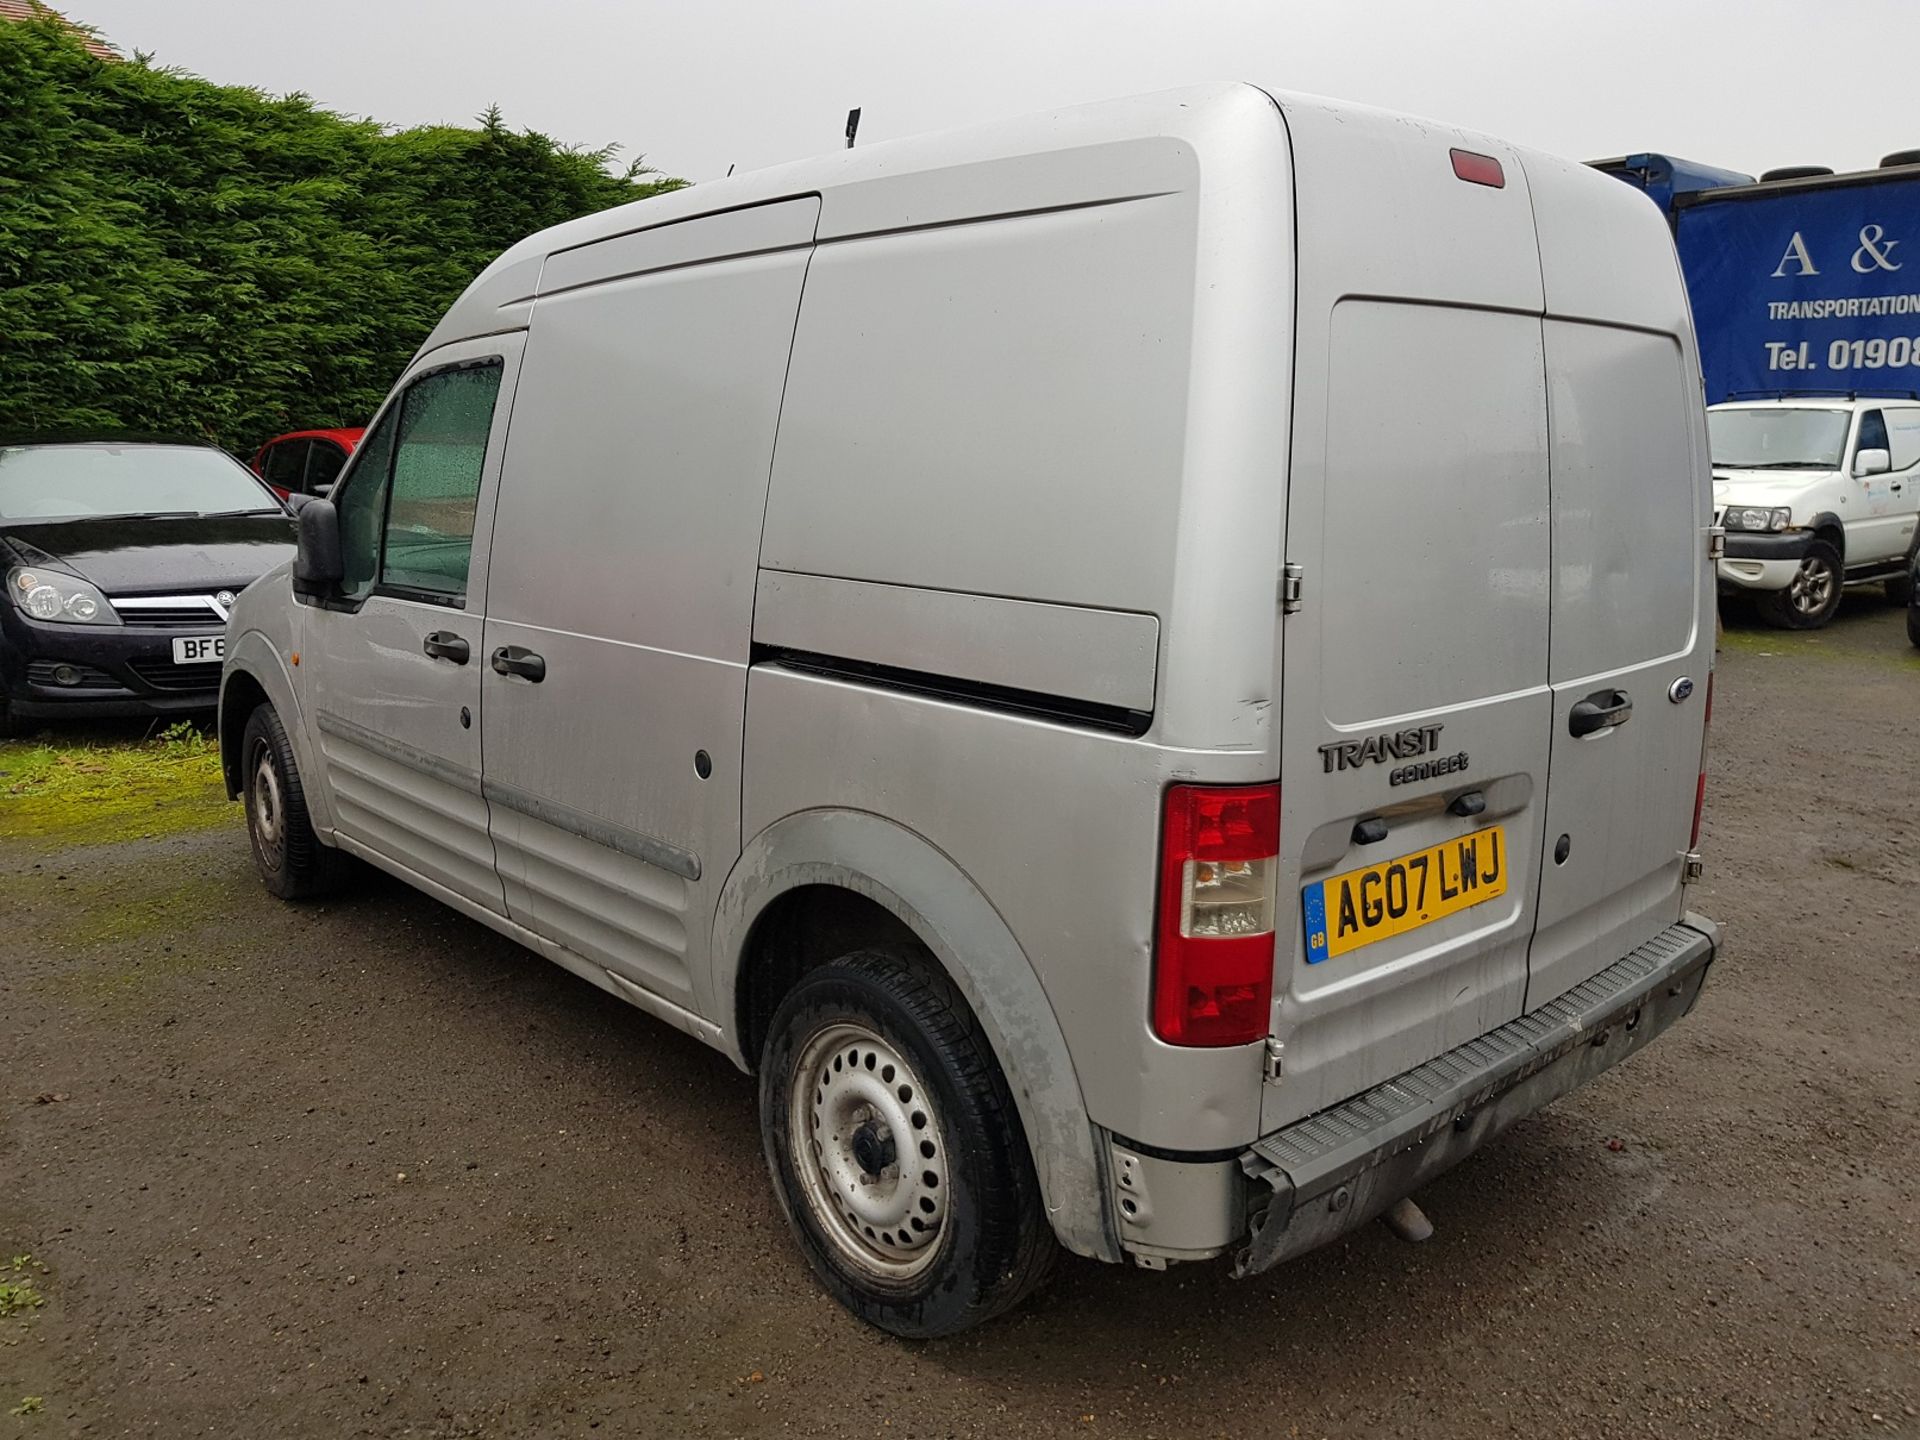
[241,701,344,899]
[759,950,1056,1337]
[1758,540,1844,629]
[1908,600,1920,649]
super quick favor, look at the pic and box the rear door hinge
[1281,563,1304,615]
[1264,1037,1286,1083]
[1683,850,1704,884]
[1707,526,1726,561]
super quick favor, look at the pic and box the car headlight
[6,566,120,625]
[1721,506,1792,533]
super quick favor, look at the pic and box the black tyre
[0,697,25,740]
[1908,600,1920,649]
[240,701,345,899]
[1888,571,1915,607]
[759,950,1057,1337]
[1757,540,1844,629]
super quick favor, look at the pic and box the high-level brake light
[1451,148,1506,189]
[1152,784,1280,1047]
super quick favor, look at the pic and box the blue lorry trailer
[1594,152,1920,403]
[1590,152,1753,215]
[1674,165,1920,402]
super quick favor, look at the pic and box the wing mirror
[292,498,344,599]
[1854,447,1891,478]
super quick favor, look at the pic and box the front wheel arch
[1804,514,1846,563]
[219,632,335,835]
[219,670,269,798]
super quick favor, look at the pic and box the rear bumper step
[1235,914,1719,1277]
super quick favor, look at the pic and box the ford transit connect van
[220,85,1721,1337]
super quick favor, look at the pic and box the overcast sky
[71,0,1920,185]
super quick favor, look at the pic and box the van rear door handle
[1569,688,1632,737]
[422,631,469,664]
[490,645,546,683]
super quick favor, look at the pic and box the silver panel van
[220,84,1721,1336]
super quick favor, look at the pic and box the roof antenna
[726,164,735,176]
[845,107,862,149]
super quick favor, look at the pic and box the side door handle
[422,631,469,664]
[490,645,546,683]
[1569,687,1632,738]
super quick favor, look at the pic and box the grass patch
[0,864,256,1004]
[0,722,233,847]
[1719,620,1920,669]
[0,1256,46,1319]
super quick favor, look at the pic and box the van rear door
[1265,102,1552,1131]
[1522,152,1715,1005]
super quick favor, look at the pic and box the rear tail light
[1153,783,1280,1047]
[1690,673,1714,850]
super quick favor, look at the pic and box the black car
[0,440,295,734]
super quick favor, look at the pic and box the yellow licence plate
[1303,825,1508,963]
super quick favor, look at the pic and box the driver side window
[328,360,503,606]
[334,410,397,603]
[380,364,502,600]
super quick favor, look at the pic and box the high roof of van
[421,82,1259,355]
[419,79,1684,364]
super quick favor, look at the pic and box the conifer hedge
[0,18,683,451]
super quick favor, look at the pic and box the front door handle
[490,645,546,683]
[1569,687,1632,737]
[422,631,469,664]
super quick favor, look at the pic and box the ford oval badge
[1668,677,1695,704]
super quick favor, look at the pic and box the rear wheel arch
[711,810,1118,1262]
[734,883,924,1066]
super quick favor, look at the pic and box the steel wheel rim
[1789,554,1835,614]
[788,1021,949,1280]
[249,741,285,862]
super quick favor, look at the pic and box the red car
[251,427,364,501]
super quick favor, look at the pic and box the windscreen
[1707,408,1849,470]
[0,445,276,522]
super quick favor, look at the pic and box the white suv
[1709,397,1920,628]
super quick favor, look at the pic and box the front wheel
[1908,600,1920,649]
[759,951,1057,1337]
[1758,540,1844,630]
[240,701,345,899]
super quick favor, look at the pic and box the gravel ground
[2,597,1917,1439]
